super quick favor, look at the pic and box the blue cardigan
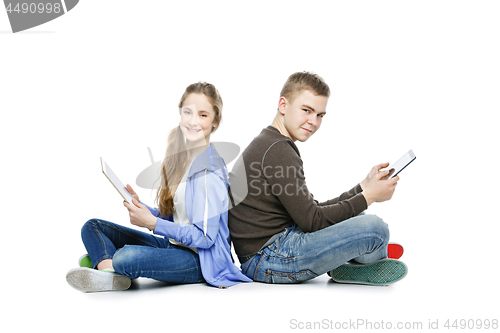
[144,144,252,288]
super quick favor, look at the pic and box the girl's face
[179,93,217,145]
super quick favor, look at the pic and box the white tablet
[385,150,416,179]
[100,157,134,204]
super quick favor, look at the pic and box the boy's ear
[278,97,287,115]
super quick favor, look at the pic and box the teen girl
[66,82,252,292]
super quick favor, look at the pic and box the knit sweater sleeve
[262,141,367,233]
[314,184,364,206]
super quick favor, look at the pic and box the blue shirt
[143,144,252,288]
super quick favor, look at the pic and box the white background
[1,1,499,332]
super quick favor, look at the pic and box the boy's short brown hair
[280,71,330,103]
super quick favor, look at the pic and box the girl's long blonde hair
[155,82,223,218]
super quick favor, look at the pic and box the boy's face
[279,89,328,142]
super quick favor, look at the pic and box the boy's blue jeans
[240,213,390,283]
[81,219,204,284]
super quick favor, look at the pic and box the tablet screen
[386,150,416,179]
[101,157,134,204]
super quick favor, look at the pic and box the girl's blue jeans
[81,218,204,284]
[240,213,390,283]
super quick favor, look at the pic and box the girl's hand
[360,162,389,190]
[125,184,140,202]
[123,199,157,231]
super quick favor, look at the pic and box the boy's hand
[362,170,399,206]
[123,199,157,231]
[360,162,390,190]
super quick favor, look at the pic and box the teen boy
[228,72,407,285]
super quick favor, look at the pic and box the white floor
[11,241,497,332]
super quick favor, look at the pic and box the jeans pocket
[240,257,252,275]
[240,251,263,278]
[264,269,318,284]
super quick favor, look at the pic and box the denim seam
[270,255,295,261]
[265,269,318,283]
[318,232,386,255]
[97,219,162,248]
[253,252,268,281]
[124,266,203,283]
[93,221,109,267]
[135,266,201,274]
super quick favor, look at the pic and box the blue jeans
[240,214,390,283]
[81,219,204,284]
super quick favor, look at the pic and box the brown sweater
[228,126,368,256]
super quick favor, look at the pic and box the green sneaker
[78,254,92,268]
[66,267,131,293]
[329,259,407,286]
